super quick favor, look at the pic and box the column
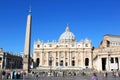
[82,51,84,68]
[64,51,65,67]
[58,51,60,67]
[39,53,42,66]
[41,52,43,66]
[80,51,83,68]
[4,57,6,69]
[89,52,92,68]
[69,51,71,66]
[46,52,48,66]
[53,51,56,67]
[119,57,120,70]
[66,52,68,66]
[75,52,77,67]
[106,57,110,71]
[1,57,3,69]
[98,55,101,71]
[68,51,70,66]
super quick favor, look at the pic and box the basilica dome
[59,25,76,43]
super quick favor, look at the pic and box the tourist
[92,72,98,80]
[118,71,120,77]
[103,71,107,77]
[81,72,85,76]
[13,71,17,79]
[2,70,6,79]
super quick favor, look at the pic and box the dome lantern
[66,25,70,32]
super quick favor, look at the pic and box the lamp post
[49,56,53,76]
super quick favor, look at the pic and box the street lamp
[49,56,53,76]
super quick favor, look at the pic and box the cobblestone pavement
[22,73,120,80]
[1,72,120,80]
[24,76,120,80]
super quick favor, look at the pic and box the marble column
[106,58,109,71]
[53,51,56,67]
[70,51,71,66]
[58,51,60,67]
[98,55,102,71]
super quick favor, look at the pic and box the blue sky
[0,0,120,53]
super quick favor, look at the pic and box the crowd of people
[91,71,120,80]
[0,70,120,80]
[1,70,26,79]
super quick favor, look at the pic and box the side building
[93,34,120,72]
[0,48,23,70]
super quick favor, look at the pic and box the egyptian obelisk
[23,7,32,73]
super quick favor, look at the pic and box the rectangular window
[60,60,63,66]
[72,60,75,66]
[49,60,52,66]
[72,45,74,47]
[65,62,68,66]
[56,62,58,66]
[0,57,2,60]
[85,44,88,47]
[111,57,114,63]
[115,57,118,63]
[49,44,52,47]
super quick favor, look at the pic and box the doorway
[85,58,89,66]
[36,58,40,67]
[102,58,106,71]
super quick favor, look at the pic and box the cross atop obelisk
[23,6,32,73]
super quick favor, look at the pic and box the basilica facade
[33,26,93,72]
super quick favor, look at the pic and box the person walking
[92,72,98,80]
[103,71,107,77]
[2,70,6,80]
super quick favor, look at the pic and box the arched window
[106,40,110,47]
[85,58,89,66]
[37,44,40,48]
[36,58,40,67]
[65,62,68,66]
